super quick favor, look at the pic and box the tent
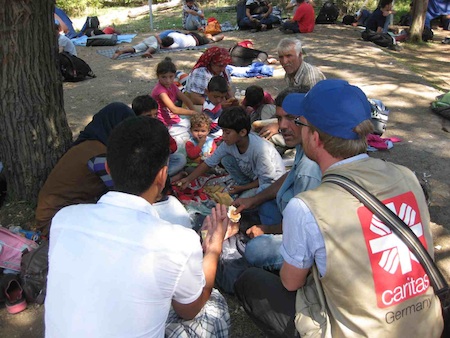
[426,0,450,27]
[54,7,79,38]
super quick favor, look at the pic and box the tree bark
[410,0,429,42]
[0,0,73,202]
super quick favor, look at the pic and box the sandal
[4,277,27,314]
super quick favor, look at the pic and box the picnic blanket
[97,44,211,60]
[226,62,274,78]
[71,34,137,46]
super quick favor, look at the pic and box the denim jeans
[281,21,300,33]
[245,233,283,271]
[239,14,279,30]
[168,152,187,177]
[258,199,282,226]
[185,13,204,30]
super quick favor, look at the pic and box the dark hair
[132,95,158,115]
[244,85,264,107]
[379,0,393,8]
[207,76,228,93]
[161,36,175,48]
[156,57,176,75]
[218,106,251,135]
[107,116,170,195]
[274,86,310,107]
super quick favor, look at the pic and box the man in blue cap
[235,79,442,337]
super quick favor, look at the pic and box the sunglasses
[294,118,310,128]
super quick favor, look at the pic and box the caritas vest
[297,157,443,337]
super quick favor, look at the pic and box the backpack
[0,227,39,272]
[315,2,339,24]
[58,52,96,82]
[19,240,49,304]
[86,34,118,46]
[204,17,222,36]
[368,98,390,136]
[431,91,450,120]
[80,16,100,36]
[361,30,395,48]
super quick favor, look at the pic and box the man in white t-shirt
[45,117,230,338]
[161,31,224,49]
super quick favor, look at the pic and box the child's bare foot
[111,50,122,60]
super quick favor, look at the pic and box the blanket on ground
[226,62,274,78]
[97,44,211,60]
[71,34,137,46]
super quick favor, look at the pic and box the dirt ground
[1,15,450,337]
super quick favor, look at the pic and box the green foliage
[56,0,102,16]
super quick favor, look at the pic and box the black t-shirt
[246,0,269,16]
[366,8,386,31]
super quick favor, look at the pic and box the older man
[235,80,443,338]
[278,37,325,88]
[256,38,326,144]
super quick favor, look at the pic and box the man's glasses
[294,118,310,128]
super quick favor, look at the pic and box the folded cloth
[226,62,273,78]
[71,34,137,46]
[367,134,401,151]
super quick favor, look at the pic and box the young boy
[182,0,205,31]
[177,106,286,198]
[185,113,217,164]
[241,85,275,124]
[203,76,229,142]
[131,94,158,117]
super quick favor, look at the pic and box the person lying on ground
[112,34,162,59]
[45,116,231,338]
[160,31,224,49]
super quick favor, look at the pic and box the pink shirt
[151,82,181,126]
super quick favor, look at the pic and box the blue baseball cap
[282,79,371,140]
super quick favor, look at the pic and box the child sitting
[132,95,186,176]
[241,85,275,124]
[151,57,198,144]
[185,113,217,165]
[177,106,286,198]
[203,76,228,142]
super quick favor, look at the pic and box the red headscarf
[191,46,231,77]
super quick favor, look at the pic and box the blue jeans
[258,199,282,226]
[245,234,283,271]
[185,13,204,30]
[239,14,279,30]
[168,152,187,177]
[281,21,300,33]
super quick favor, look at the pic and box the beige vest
[297,157,443,337]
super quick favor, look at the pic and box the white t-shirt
[205,132,286,186]
[167,32,197,48]
[153,195,192,228]
[58,34,77,56]
[45,191,205,338]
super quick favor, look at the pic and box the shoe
[250,28,258,33]
[388,44,402,51]
[4,277,27,314]
[260,24,268,31]
[283,29,294,34]
[442,37,450,44]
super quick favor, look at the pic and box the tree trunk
[410,0,429,42]
[0,0,73,202]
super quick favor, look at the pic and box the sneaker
[388,44,402,51]
[283,29,294,34]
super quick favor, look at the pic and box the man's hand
[174,177,191,190]
[201,204,228,253]
[233,196,257,214]
[259,122,279,140]
[228,185,245,195]
[246,225,267,238]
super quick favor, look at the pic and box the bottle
[234,88,241,100]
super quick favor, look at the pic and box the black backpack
[58,52,96,82]
[19,240,49,304]
[80,16,100,36]
[315,2,339,24]
[361,30,395,48]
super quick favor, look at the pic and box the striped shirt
[285,60,326,89]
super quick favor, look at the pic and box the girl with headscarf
[35,102,135,236]
[185,46,236,106]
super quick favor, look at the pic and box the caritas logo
[358,191,430,309]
